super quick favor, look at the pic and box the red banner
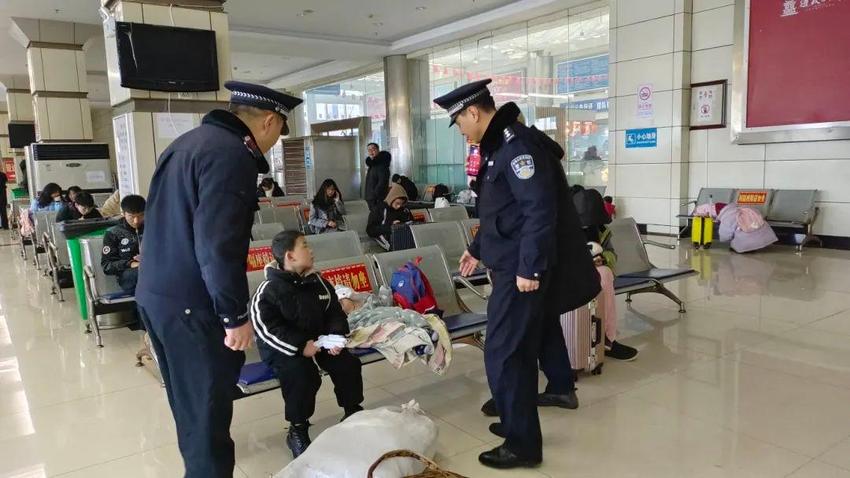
[2,158,15,183]
[412,211,427,222]
[320,263,373,293]
[736,191,768,206]
[247,246,274,272]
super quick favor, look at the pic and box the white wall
[687,0,850,237]
[90,107,116,175]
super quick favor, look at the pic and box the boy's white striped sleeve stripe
[250,281,297,356]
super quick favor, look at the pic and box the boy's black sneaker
[340,406,364,422]
[605,339,639,361]
[286,423,311,459]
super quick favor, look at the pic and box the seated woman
[29,183,65,214]
[366,183,413,251]
[308,178,346,234]
[56,191,102,222]
[256,177,285,198]
[432,183,451,208]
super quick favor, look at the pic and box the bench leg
[88,305,104,348]
[455,331,486,351]
[797,225,822,253]
[626,283,687,313]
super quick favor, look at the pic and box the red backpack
[390,257,441,316]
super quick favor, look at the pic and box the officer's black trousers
[538,298,576,395]
[485,270,548,460]
[259,343,364,425]
[139,306,245,478]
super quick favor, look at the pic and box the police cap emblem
[510,155,535,180]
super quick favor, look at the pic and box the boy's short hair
[272,230,305,265]
[391,174,401,183]
[367,142,379,149]
[75,191,95,208]
[603,195,613,203]
[121,195,146,213]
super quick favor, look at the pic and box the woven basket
[367,450,469,478]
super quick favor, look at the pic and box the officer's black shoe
[481,398,498,417]
[478,445,541,469]
[488,422,506,438]
[537,390,579,409]
[286,423,311,459]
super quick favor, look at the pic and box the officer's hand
[459,250,479,277]
[328,346,342,356]
[224,321,254,351]
[303,340,320,358]
[516,276,540,292]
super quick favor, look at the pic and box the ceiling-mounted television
[8,123,36,149]
[115,21,219,92]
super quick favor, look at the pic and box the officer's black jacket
[101,219,142,276]
[137,110,267,329]
[470,102,600,312]
[251,263,349,356]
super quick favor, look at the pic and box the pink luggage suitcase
[560,300,604,375]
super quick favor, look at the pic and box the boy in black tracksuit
[251,230,364,458]
[101,195,145,294]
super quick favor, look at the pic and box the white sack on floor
[275,400,438,478]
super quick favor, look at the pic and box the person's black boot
[537,390,579,409]
[340,406,364,422]
[286,423,311,459]
[605,339,639,361]
[489,422,506,438]
[478,444,541,469]
[480,398,498,417]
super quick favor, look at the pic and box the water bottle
[378,285,393,306]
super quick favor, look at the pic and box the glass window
[302,72,386,146]
[412,4,609,190]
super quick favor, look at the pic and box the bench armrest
[83,265,100,302]
[452,275,490,300]
[643,239,676,250]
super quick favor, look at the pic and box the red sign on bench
[247,246,274,272]
[320,263,373,293]
[469,224,480,239]
[737,191,767,206]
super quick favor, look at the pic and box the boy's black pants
[259,342,364,425]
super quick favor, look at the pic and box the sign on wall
[637,84,654,119]
[625,128,658,148]
[556,54,609,94]
[2,158,16,183]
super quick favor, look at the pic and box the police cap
[433,78,493,126]
[225,80,303,118]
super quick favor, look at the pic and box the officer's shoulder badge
[503,127,516,143]
[102,246,111,255]
[510,154,535,180]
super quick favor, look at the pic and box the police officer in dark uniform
[136,81,302,478]
[435,79,599,469]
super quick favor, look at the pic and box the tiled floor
[3,231,850,477]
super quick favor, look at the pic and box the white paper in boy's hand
[315,334,348,350]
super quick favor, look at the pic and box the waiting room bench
[682,187,820,251]
[254,205,303,232]
[608,217,696,313]
[305,230,363,261]
[80,236,138,347]
[236,245,488,397]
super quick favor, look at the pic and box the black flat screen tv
[115,21,219,92]
[8,123,36,148]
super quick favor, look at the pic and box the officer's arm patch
[102,246,111,255]
[510,155,535,179]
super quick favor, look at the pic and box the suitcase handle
[590,315,602,347]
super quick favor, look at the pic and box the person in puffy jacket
[101,195,145,294]
[366,182,413,250]
[364,143,391,211]
[250,230,363,458]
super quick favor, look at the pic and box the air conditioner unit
[26,143,113,197]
